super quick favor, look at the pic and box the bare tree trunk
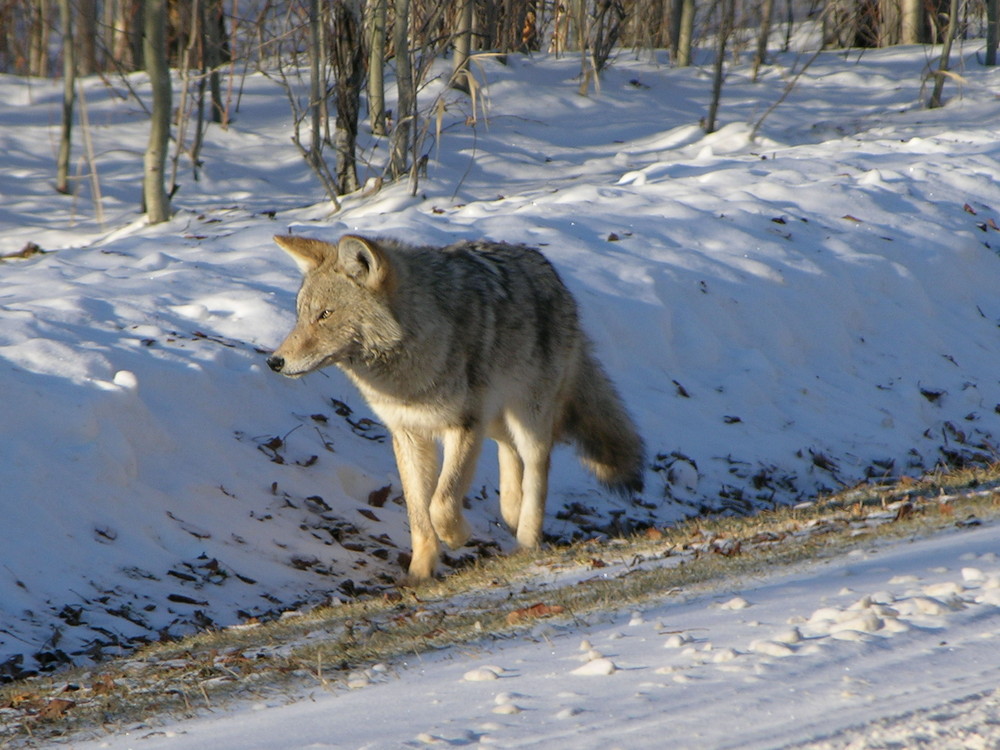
[76,79,106,226]
[143,0,171,223]
[308,0,323,171]
[332,0,363,194]
[131,0,146,68]
[878,0,901,45]
[783,0,794,51]
[676,0,696,66]
[56,0,76,194]
[169,0,197,197]
[627,0,664,50]
[451,0,474,92]
[266,1,340,208]
[987,0,998,65]
[203,0,227,123]
[928,0,959,107]
[574,0,591,95]
[112,0,142,70]
[29,0,52,77]
[77,0,99,73]
[752,0,775,81]
[705,0,734,133]
[366,0,388,135]
[591,0,625,74]
[899,0,924,44]
[390,0,413,180]
[103,0,117,67]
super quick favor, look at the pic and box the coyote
[267,234,645,581]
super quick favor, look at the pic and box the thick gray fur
[268,234,645,581]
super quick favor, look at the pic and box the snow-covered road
[67,520,1000,749]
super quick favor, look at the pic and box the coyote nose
[266,355,285,373]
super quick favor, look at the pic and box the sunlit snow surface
[65,522,1000,749]
[1,42,1000,698]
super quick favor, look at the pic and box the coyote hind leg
[497,439,524,533]
[504,414,553,550]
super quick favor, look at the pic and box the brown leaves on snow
[506,602,566,625]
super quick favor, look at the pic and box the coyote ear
[274,234,337,273]
[337,235,392,290]
[273,235,335,274]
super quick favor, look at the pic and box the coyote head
[267,235,403,377]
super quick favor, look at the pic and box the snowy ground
[63,518,1000,750]
[2,34,1000,742]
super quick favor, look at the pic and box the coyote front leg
[392,431,440,581]
[429,426,483,550]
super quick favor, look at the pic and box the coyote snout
[268,233,645,583]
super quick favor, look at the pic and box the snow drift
[2,46,1000,677]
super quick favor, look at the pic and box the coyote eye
[316,309,332,322]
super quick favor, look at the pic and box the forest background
[5,0,998,223]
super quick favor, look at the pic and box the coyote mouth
[266,351,343,377]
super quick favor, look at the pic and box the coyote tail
[562,347,646,496]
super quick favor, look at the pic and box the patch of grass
[3,464,1000,747]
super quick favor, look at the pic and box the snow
[2,35,1000,746]
[65,520,1000,749]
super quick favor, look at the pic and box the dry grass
[3,464,1000,747]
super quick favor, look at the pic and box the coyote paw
[404,554,438,584]
[404,536,440,583]
[433,517,472,550]
[515,525,543,550]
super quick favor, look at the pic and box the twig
[76,80,105,228]
[749,45,824,141]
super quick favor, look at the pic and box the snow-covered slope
[2,44,1000,679]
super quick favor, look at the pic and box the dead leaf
[91,675,116,695]
[506,602,566,625]
[368,485,391,507]
[38,698,75,719]
[712,539,742,557]
[6,693,41,710]
[841,214,862,223]
[920,387,944,403]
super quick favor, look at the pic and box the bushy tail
[562,347,645,496]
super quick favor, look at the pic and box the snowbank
[1,46,1000,676]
